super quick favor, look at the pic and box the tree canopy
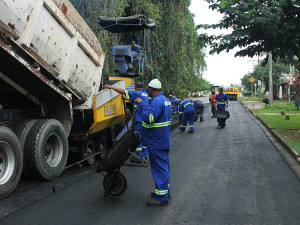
[198,0,300,71]
[70,0,208,98]
[241,58,290,98]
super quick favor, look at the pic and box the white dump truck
[0,0,130,199]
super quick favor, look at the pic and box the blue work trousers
[148,148,170,202]
[135,122,148,159]
[195,107,204,119]
[182,111,195,132]
[211,105,216,117]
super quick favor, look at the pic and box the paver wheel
[25,119,68,180]
[103,171,127,196]
[0,126,23,199]
[95,136,108,160]
[79,139,96,165]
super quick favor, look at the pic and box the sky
[189,0,258,87]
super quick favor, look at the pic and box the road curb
[240,101,300,164]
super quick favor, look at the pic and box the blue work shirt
[215,94,228,110]
[171,96,177,105]
[179,99,195,121]
[193,100,204,110]
[137,92,172,150]
[131,36,140,53]
[125,90,148,123]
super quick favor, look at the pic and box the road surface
[1,100,300,225]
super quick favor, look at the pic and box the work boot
[179,127,185,132]
[151,192,171,200]
[188,130,194,133]
[146,198,168,207]
[200,117,203,122]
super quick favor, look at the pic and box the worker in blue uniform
[169,95,178,114]
[104,82,148,162]
[130,35,140,58]
[214,88,229,127]
[178,99,195,133]
[128,35,140,70]
[191,99,204,122]
[135,79,172,206]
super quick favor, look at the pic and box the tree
[241,73,253,91]
[198,0,300,71]
[240,59,289,98]
[70,0,207,97]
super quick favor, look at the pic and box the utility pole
[268,52,273,105]
[258,80,262,101]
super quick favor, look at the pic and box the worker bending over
[178,99,195,133]
[191,99,204,122]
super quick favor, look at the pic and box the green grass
[258,115,300,129]
[240,97,260,101]
[273,129,300,154]
[252,101,300,113]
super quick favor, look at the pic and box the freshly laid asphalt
[1,100,300,225]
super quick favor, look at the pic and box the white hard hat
[148,79,162,89]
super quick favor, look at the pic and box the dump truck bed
[0,0,105,109]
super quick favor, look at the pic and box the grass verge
[252,101,300,114]
[273,129,300,154]
[257,114,300,153]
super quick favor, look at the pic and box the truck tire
[25,119,68,180]
[14,119,38,177]
[95,136,108,160]
[79,139,96,166]
[0,126,23,199]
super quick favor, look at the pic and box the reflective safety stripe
[179,112,183,114]
[136,148,142,151]
[149,113,154,123]
[184,102,192,108]
[132,41,140,50]
[125,90,129,100]
[190,125,194,127]
[155,189,169,195]
[217,102,226,104]
[142,120,171,128]
[182,126,186,128]
[142,146,147,149]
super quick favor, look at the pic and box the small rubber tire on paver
[0,126,23,199]
[79,139,96,166]
[95,136,109,160]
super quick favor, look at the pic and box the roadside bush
[179,88,189,99]
[243,91,253,97]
